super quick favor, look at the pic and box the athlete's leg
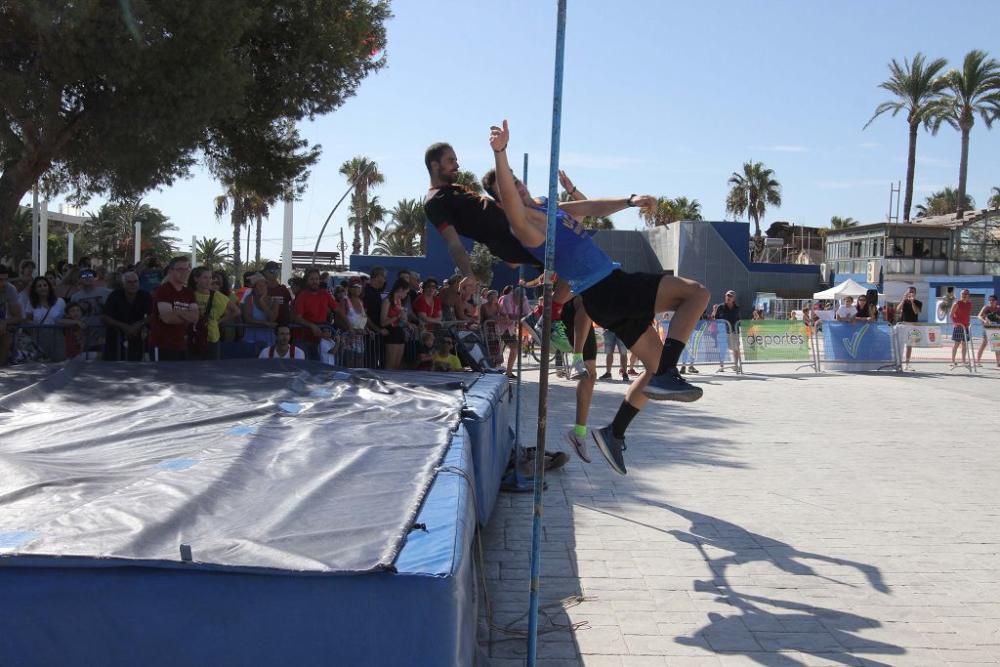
[653,275,711,343]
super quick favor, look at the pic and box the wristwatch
[627,194,638,207]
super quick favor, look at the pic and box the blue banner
[821,321,894,363]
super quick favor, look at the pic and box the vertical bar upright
[527,1,568,664]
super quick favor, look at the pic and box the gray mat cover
[0,361,465,574]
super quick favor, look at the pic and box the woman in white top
[22,276,66,324]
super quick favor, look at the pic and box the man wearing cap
[711,290,742,372]
[149,256,199,361]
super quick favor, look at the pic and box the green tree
[0,1,389,257]
[989,186,1000,210]
[76,200,178,268]
[195,238,231,270]
[915,188,975,217]
[389,198,427,253]
[864,53,950,222]
[339,156,385,256]
[830,216,860,229]
[455,170,483,194]
[931,50,1000,218]
[639,196,703,227]
[725,161,782,238]
[371,228,419,256]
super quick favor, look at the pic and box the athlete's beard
[439,168,458,184]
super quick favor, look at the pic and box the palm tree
[989,186,1000,210]
[195,237,231,269]
[864,53,950,222]
[932,49,1000,218]
[915,188,975,217]
[725,161,782,238]
[830,216,860,229]
[371,227,420,256]
[390,198,426,252]
[339,156,384,256]
[639,196,703,227]
[214,187,247,279]
[242,193,269,266]
[455,170,483,194]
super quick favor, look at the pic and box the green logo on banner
[740,320,811,361]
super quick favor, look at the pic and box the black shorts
[487,235,544,269]
[580,270,662,349]
[385,325,406,345]
[561,295,597,361]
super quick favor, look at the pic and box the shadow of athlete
[654,501,901,666]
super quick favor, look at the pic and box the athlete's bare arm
[438,224,477,280]
[490,121,546,248]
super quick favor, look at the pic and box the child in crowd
[431,335,463,372]
[416,331,435,371]
[61,302,87,360]
[318,325,339,365]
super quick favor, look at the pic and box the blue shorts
[952,326,968,342]
[602,329,627,355]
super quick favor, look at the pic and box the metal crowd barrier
[736,319,816,373]
[9,323,114,363]
[656,317,740,373]
[976,324,1000,369]
[892,322,976,374]
[817,321,897,372]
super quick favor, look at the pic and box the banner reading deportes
[739,321,811,361]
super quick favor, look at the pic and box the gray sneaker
[643,369,703,402]
[565,428,592,463]
[568,358,589,380]
[592,425,627,475]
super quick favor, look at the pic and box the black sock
[611,400,640,439]
[657,338,686,375]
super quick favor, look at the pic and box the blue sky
[31,0,1000,260]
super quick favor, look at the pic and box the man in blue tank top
[489,120,710,475]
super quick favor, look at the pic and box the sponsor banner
[822,321,894,363]
[739,320,811,362]
[895,323,942,348]
[659,318,732,364]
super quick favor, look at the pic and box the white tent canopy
[813,278,872,300]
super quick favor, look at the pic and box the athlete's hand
[631,195,657,209]
[489,120,509,153]
[558,170,575,193]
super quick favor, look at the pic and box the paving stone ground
[478,362,1000,666]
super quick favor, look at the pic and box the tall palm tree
[725,161,782,238]
[989,186,1000,210]
[932,49,1000,218]
[339,156,384,256]
[390,198,426,252]
[830,216,859,229]
[241,193,269,266]
[455,170,483,194]
[214,186,247,278]
[195,237,231,269]
[915,188,975,217]
[865,53,950,222]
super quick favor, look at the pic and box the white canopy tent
[813,279,873,300]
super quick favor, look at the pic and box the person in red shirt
[413,278,443,330]
[950,288,973,366]
[293,268,340,357]
[149,256,199,361]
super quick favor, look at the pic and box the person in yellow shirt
[189,266,240,360]
[431,336,464,372]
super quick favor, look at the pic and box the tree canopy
[0,0,390,259]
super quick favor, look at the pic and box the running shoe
[598,371,612,380]
[678,366,687,374]
[550,321,573,353]
[628,368,640,376]
[642,369,703,402]
[568,358,589,380]
[523,447,569,471]
[592,425,627,475]
[687,365,699,374]
[620,371,629,382]
[565,428,592,463]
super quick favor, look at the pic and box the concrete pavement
[478,364,1000,666]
